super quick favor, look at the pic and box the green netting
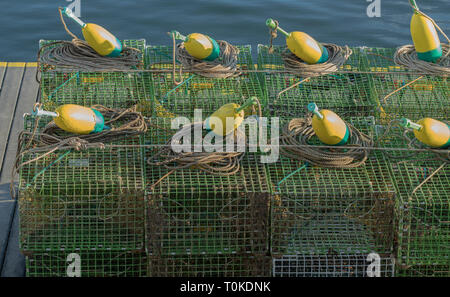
[145,117,270,255]
[360,47,448,120]
[257,45,376,116]
[268,117,395,255]
[397,264,450,277]
[272,254,395,277]
[18,116,146,252]
[148,255,271,277]
[144,45,264,118]
[26,251,147,277]
[389,158,449,266]
[38,39,150,110]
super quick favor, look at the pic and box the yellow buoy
[62,7,122,57]
[171,30,220,61]
[205,97,258,136]
[401,117,450,148]
[409,0,442,62]
[266,18,328,64]
[308,103,349,146]
[32,104,106,135]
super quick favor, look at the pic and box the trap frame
[257,45,377,117]
[268,116,396,256]
[148,254,271,277]
[272,254,395,277]
[145,117,270,256]
[38,39,149,110]
[26,250,147,277]
[144,45,265,118]
[18,116,146,252]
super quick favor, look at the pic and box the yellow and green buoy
[266,18,329,64]
[62,7,123,57]
[32,104,107,135]
[400,117,450,148]
[409,0,442,62]
[205,97,258,136]
[308,103,349,146]
[171,30,220,61]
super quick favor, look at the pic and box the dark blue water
[0,0,448,61]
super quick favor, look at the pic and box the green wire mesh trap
[257,45,377,117]
[389,158,449,266]
[145,117,270,255]
[26,250,147,277]
[268,117,395,255]
[397,264,450,277]
[144,45,264,118]
[360,47,448,121]
[272,254,395,277]
[38,40,149,111]
[148,255,271,277]
[18,116,146,252]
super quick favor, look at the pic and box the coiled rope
[11,105,147,197]
[280,117,373,168]
[147,122,245,176]
[37,8,142,76]
[281,44,353,77]
[394,2,449,75]
[172,33,240,81]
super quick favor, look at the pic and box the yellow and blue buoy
[33,104,107,135]
[266,18,328,65]
[308,103,349,146]
[409,0,442,62]
[205,97,258,136]
[401,117,450,148]
[171,30,220,61]
[62,7,122,57]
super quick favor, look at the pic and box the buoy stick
[169,30,188,42]
[400,118,422,131]
[235,97,258,113]
[409,0,419,11]
[62,7,86,28]
[307,103,324,120]
[266,18,290,38]
[32,107,58,118]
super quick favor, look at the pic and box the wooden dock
[0,62,39,277]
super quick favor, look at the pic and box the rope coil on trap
[280,44,353,77]
[147,122,246,176]
[37,7,142,76]
[394,44,450,76]
[280,117,373,168]
[172,34,241,79]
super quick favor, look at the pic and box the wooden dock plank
[1,65,39,276]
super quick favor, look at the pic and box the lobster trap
[26,250,147,277]
[268,117,395,256]
[38,39,149,110]
[389,158,449,266]
[257,45,377,117]
[361,47,448,121]
[397,264,450,277]
[145,117,270,256]
[148,255,271,277]
[272,254,395,277]
[144,45,264,118]
[18,116,146,252]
